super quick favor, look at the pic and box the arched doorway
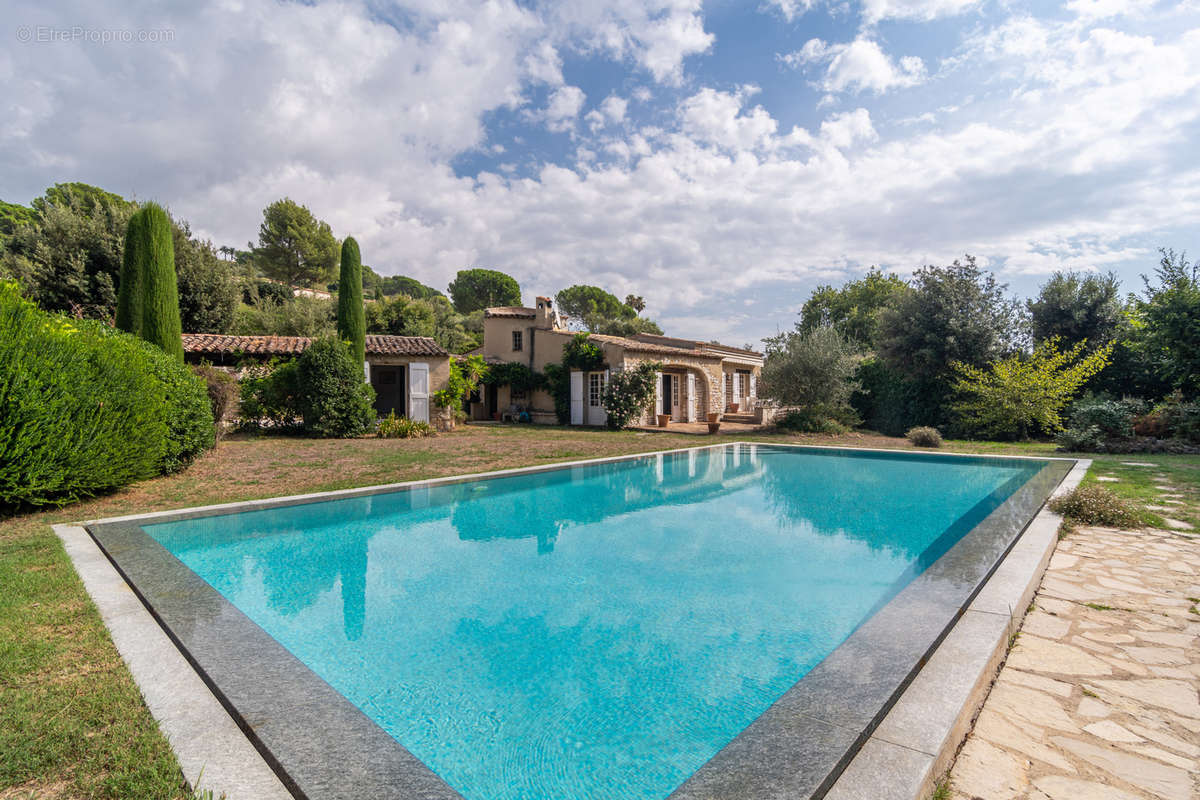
[657,365,711,422]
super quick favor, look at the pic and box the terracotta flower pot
[728,403,739,413]
[708,422,721,434]
[657,414,670,427]
[706,412,719,424]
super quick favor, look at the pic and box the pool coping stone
[68,442,1081,800]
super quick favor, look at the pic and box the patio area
[948,469,1199,800]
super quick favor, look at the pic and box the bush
[1048,485,1139,528]
[192,364,239,431]
[906,426,943,447]
[1,283,169,507]
[851,357,946,436]
[238,360,303,430]
[602,362,660,429]
[294,338,375,438]
[1066,395,1143,440]
[543,362,570,424]
[131,336,214,472]
[337,237,365,365]
[1157,393,1200,443]
[377,411,433,439]
[776,408,847,434]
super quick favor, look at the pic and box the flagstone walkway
[948,488,1200,799]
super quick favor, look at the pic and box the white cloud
[760,0,816,22]
[859,0,980,23]
[782,37,927,94]
[546,0,713,86]
[4,0,1200,346]
[678,86,778,151]
[543,85,586,132]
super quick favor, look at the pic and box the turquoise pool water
[146,445,1043,800]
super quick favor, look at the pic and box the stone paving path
[948,494,1200,799]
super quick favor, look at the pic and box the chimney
[535,296,557,330]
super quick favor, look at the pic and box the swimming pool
[88,444,1071,800]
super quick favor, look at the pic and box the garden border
[63,442,1080,800]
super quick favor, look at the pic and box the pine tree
[115,211,147,334]
[138,203,184,362]
[337,236,366,366]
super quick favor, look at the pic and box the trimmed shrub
[337,237,365,365]
[1065,396,1143,440]
[115,208,146,334]
[131,335,214,472]
[1158,393,1200,443]
[133,203,184,361]
[906,426,943,447]
[377,411,433,439]
[191,364,239,432]
[0,282,169,507]
[294,337,375,438]
[1048,485,1139,528]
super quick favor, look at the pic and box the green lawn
[1,425,1195,799]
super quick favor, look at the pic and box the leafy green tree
[252,198,339,287]
[589,315,663,337]
[762,326,863,419]
[337,237,366,365]
[877,256,1024,382]
[1,188,134,317]
[0,200,37,243]
[132,203,184,361]
[448,268,522,313]
[1139,249,1200,396]
[798,267,910,348]
[428,295,479,352]
[173,221,238,333]
[365,294,436,337]
[951,338,1113,440]
[31,182,131,216]
[556,284,636,323]
[232,295,335,337]
[361,266,443,300]
[1027,271,1123,348]
[624,294,645,313]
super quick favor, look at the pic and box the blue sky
[3,0,1198,346]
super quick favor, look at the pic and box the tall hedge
[337,236,365,365]
[0,282,214,508]
[0,283,167,507]
[120,203,184,361]
[115,209,146,334]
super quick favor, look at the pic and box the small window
[589,372,604,407]
[511,389,527,401]
[512,330,523,351]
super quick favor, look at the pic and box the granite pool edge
[67,443,1077,800]
[822,457,1091,800]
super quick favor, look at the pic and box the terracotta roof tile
[484,306,536,318]
[182,333,447,358]
[587,333,723,358]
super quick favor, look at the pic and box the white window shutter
[569,370,584,425]
[409,362,430,423]
[654,371,663,415]
[686,372,696,422]
[749,372,756,400]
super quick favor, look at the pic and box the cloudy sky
[3,0,1198,345]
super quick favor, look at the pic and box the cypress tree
[115,211,146,335]
[138,203,184,362]
[337,236,366,366]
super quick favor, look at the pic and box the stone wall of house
[623,353,725,425]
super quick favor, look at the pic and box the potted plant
[706,411,719,424]
[657,413,670,427]
[707,420,721,434]
[728,402,739,413]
